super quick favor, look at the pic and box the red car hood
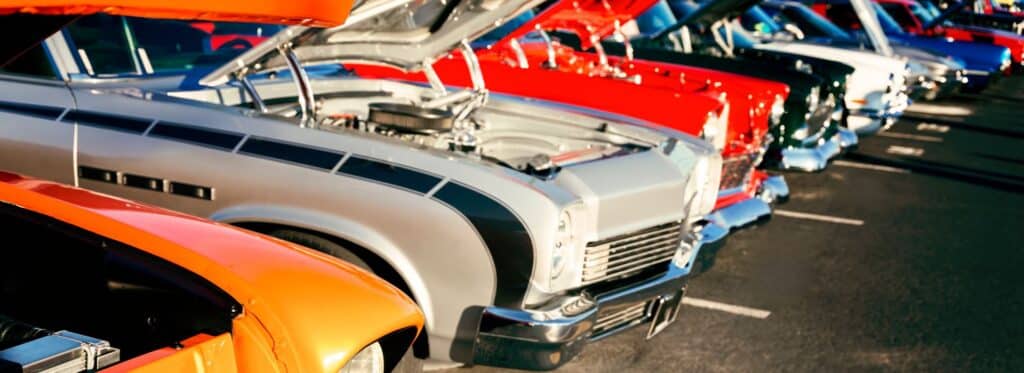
[497,0,659,50]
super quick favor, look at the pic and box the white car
[747,30,911,134]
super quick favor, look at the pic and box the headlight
[769,94,785,125]
[700,107,728,151]
[552,210,573,280]
[805,86,820,114]
[339,342,385,373]
[689,153,721,219]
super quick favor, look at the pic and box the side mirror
[783,23,806,39]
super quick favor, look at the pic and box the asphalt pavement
[447,75,1024,372]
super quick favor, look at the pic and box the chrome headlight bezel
[699,105,728,151]
[805,86,820,115]
[339,342,385,373]
[551,210,574,280]
[769,94,785,126]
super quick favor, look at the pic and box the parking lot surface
[448,76,1024,372]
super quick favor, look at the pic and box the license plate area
[646,287,685,339]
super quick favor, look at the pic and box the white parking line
[682,297,772,319]
[833,160,911,174]
[878,132,944,143]
[886,145,925,157]
[774,210,865,226]
[906,103,973,116]
[916,123,950,133]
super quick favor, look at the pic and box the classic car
[0,170,423,373]
[814,0,1015,90]
[935,0,1024,34]
[663,0,911,136]
[602,0,858,172]
[872,0,1024,68]
[749,1,967,100]
[350,0,791,234]
[0,0,723,370]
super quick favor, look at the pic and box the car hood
[497,0,659,50]
[755,40,905,72]
[0,171,423,372]
[890,33,1011,68]
[201,0,542,86]
[0,0,354,68]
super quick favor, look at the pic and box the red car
[875,0,1024,67]
[352,0,791,232]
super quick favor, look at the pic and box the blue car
[816,0,1012,91]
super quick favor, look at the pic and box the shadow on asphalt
[900,114,1024,139]
[845,152,1024,194]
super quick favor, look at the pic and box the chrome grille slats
[592,301,649,336]
[718,154,758,191]
[582,222,682,284]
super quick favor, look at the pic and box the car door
[0,44,78,184]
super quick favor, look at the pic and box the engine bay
[0,203,240,371]
[203,76,659,178]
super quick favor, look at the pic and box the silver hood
[201,0,540,86]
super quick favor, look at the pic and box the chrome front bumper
[706,174,789,232]
[472,237,699,370]
[777,129,855,172]
[847,92,911,136]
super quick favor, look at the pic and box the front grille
[582,222,682,285]
[718,153,758,191]
[806,93,837,137]
[591,300,651,337]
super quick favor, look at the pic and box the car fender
[211,203,438,331]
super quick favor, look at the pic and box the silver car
[0,0,722,370]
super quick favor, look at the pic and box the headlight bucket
[769,94,785,126]
[339,342,385,373]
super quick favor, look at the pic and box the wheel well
[232,222,432,359]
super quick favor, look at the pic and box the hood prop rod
[613,20,635,61]
[236,69,269,113]
[279,43,317,128]
[536,27,558,68]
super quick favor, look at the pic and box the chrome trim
[778,131,845,172]
[759,175,790,204]
[473,256,693,370]
[279,44,316,127]
[707,197,771,231]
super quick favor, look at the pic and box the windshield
[65,14,280,77]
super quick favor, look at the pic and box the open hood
[677,0,761,28]
[923,1,969,29]
[496,0,658,50]
[0,0,354,69]
[201,0,542,86]
[0,0,353,25]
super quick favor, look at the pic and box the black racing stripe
[148,122,244,151]
[337,156,441,194]
[0,101,64,120]
[78,166,119,184]
[62,110,151,134]
[433,182,533,308]
[238,138,344,170]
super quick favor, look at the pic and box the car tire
[267,229,372,272]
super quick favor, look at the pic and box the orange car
[0,171,423,372]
